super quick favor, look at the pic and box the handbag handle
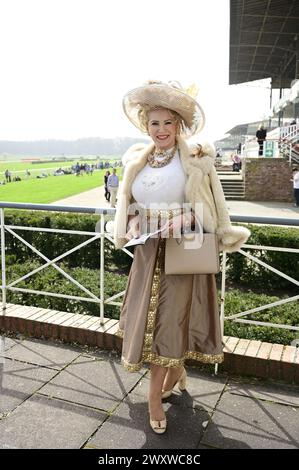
[174,216,204,245]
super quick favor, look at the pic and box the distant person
[37,172,48,178]
[107,168,119,208]
[291,167,299,207]
[75,163,80,176]
[256,124,267,156]
[232,154,241,171]
[25,169,31,179]
[4,169,11,183]
[104,170,111,202]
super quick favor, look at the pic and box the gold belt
[145,208,183,219]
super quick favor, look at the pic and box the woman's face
[147,108,177,150]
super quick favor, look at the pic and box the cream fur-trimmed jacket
[111,135,250,252]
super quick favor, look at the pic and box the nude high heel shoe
[149,417,167,434]
[161,367,187,399]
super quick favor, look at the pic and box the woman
[104,170,111,202]
[111,81,250,434]
[256,124,267,156]
[291,167,299,207]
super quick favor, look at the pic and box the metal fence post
[220,251,227,339]
[0,208,6,309]
[215,251,227,375]
[100,213,105,324]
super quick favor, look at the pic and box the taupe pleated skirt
[117,237,224,372]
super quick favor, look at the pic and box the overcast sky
[0,0,276,142]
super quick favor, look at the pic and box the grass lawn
[0,169,119,203]
[0,158,119,178]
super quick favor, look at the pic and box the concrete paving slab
[0,394,107,449]
[39,355,146,412]
[228,377,299,407]
[3,338,82,370]
[201,391,299,449]
[164,369,227,412]
[0,358,57,416]
[85,348,124,362]
[0,335,20,352]
[88,392,210,449]
[1,335,299,450]
[131,369,227,412]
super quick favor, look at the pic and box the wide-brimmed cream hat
[122,80,205,137]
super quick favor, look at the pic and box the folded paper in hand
[123,228,164,248]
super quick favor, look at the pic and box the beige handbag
[164,233,220,275]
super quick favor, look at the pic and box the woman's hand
[161,213,195,237]
[125,215,141,240]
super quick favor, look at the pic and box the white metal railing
[242,137,299,163]
[279,124,298,140]
[241,136,280,158]
[242,124,299,163]
[220,245,299,338]
[279,140,299,165]
[0,203,122,325]
[0,203,298,336]
[278,123,299,164]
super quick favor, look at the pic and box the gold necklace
[148,144,177,168]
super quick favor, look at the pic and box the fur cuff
[217,226,251,253]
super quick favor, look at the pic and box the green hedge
[1,211,298,345]
[5,260,127,320]
[3,210,131,274]
[223,289,298,345]
[4,261,298,345]
[2,212,298,291]
[219,224,299,292]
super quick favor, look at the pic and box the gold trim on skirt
[121,350,224,372]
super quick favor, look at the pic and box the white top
[293,171,299,189]
[131,151,186,208]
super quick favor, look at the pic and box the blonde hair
[137,104,185,135]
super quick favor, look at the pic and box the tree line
[0,136,149,156]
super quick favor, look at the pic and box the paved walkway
[52,185,298,220]
[227,200,298,219]
[51,185,110,209]
[1,334,298,449]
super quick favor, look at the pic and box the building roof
[225,120,279,136]
[225,121,261,135]
[229,0,299,88]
